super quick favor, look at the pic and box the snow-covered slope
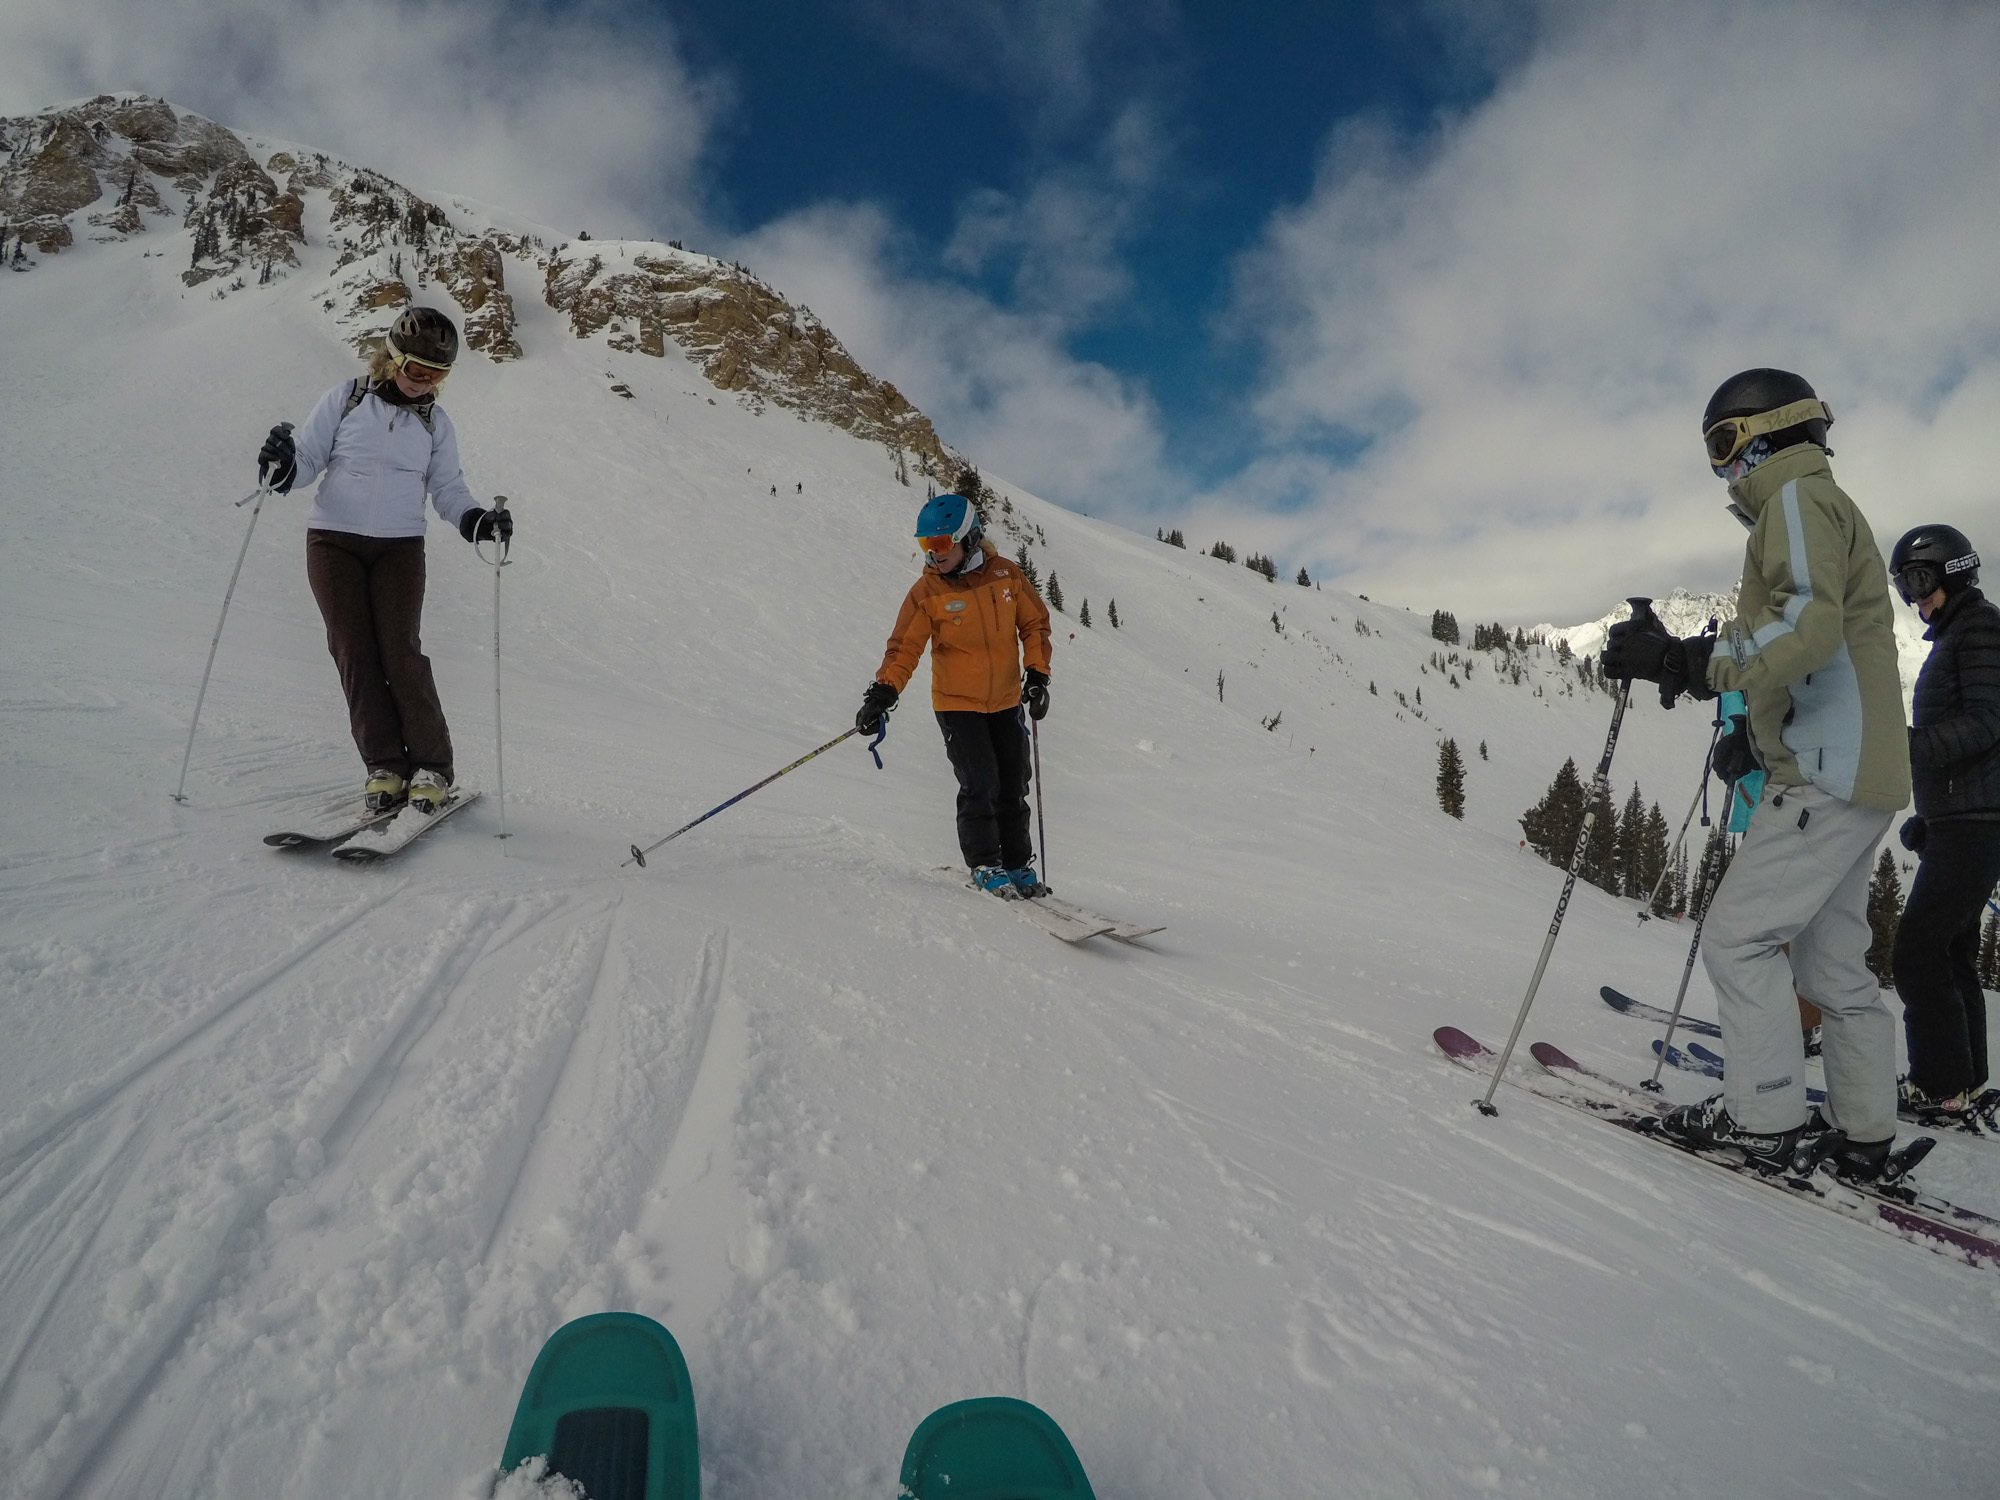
[0,107,1993,1500]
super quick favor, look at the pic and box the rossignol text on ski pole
[1474,597,1651,1115]
[624,721,889,869]
[479,495,512,841]
[172,484,272,802]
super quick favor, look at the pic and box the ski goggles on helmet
[1892,561,1942,604]
[390,350,452,385]
[1702,398,1829,467]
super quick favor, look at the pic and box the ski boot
[971,865,1023,900]
[1898,1075,1981,1127]
[1801,1024,1823,1059]
[364,768,407,814]
[1657,1093,1809,1176]
[407,768,450,815]
[1005,865,1046,898]
[1792,1110,1894,1183]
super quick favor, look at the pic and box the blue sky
[5,1,1998,619]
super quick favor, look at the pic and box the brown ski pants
[305,529,453,781]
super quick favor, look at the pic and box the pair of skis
[498,1313,1096,1499]
[942,869,1163,945]
[264,789,481,863]
[1607,986,1998,1136]
[1434,1026,2000,1270]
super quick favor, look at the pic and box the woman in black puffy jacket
[1888,524,2000,1122]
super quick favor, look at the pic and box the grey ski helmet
[387,306,459,369]
[1701,368,1832,466]
[1889,523,1979,604]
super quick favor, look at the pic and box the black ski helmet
[1888,523,1980,604]
[1701,368,1832,464]
[387,306,459,368]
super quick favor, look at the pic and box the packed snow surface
[1,183,1995,1500]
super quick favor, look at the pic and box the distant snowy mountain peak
[1533,587,1737,662]
[0,92,960,477]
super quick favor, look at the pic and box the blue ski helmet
[914,492,980,551]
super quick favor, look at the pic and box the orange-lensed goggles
[919,534,959,556]
[391,351,452,384]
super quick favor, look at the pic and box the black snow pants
[1892,818,2000,1097]
[936,707,1033,870]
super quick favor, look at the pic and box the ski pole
[478,496,512,842]
[1642,769,1740,1091]
[1031,714,1048,887]
[625,720,888,869]
[1475,597,1651,1115]
[1639,709,1724,923]
[172,484,271,802]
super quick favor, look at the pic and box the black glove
[1712,714,1759,786]
[1601,619,1716,707]
[459,506,514,545]
[855,681,897,735]
[1899,815,1927,854]
[258,422,297,493]
[1023,667,1050,722]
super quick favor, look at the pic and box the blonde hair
[366,342,396,381]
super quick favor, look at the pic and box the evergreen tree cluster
[1208,541,1238,563]
[1519,759,1682,914]
[1430,610,1460,644]
[1156,528,1187,548]
[1471,622,1514,651]
[1245,553,1278,582]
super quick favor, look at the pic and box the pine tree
[1520,759,1588,866]
[1296,566,1312,586]
[1436,739,1466,819]
[1430,610,1460,645]
[1078,599,1092,627]
[1864,848,1904,985]
[1107,599,1120,628]
[1271,610,1281,633]
[1641,802,1671,915]
[1209,541,1237,563]
[1216,669,1225,703]
[1478,740,1488,761]
[1617,784,1648,897]
[1046,573,1065,612]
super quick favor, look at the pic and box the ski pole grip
[1626,596,1656,630]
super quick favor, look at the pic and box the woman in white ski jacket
[255,306,512,816]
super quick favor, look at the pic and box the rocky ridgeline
[0,94,956,477]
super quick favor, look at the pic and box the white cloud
[1217,0,2000,620]
[730,201,1169,507]
[0,0,724,238]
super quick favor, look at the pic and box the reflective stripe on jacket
[293,380,478,538]
[1705,445,1910,812]
[874,547,1054,713]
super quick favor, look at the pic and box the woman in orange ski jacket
[856,493,1052,895]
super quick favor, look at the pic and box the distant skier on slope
[1601,368,1909,1180]
[854,493,1053,898]
[254,306,512,817]
[1887,523,2000,1124]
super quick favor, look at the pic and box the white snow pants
[1701,782,1896,1140]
